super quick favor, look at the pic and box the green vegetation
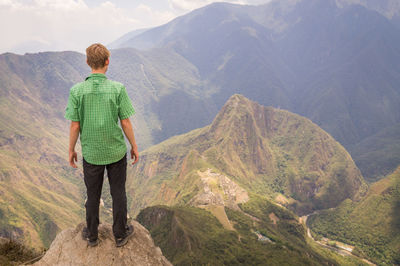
[0,52,92,249]
[0,238,42,265]
[308,166,400,265]
[137,204,366,266]
[238,194,305,244]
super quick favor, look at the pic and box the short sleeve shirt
[65,73,135,165]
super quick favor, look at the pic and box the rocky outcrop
[33,221,172,266]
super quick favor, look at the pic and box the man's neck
[91,66,107,74]
[91,69,107,74]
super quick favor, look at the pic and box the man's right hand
[131,146,139,165]
[69,151,78,168]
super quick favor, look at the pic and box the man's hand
[69,150,78,168]
[131,145,139,165]
[121,118,139,165]
[68,121,80,168]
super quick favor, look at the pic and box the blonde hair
[86,43,110,69]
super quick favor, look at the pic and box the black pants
[83,154,127,240]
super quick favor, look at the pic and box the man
[65,43,139,247]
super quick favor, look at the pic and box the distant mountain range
[114,0,400,181]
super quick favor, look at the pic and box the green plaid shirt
[65,73,135,165]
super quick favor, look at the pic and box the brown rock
[34,221,172,266]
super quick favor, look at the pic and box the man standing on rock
[65,43,138,247]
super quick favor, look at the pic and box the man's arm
[120,118,139,165]
[68,121,80,168]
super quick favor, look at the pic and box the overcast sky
[0,0,270,54]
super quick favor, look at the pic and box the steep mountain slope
[128,94,366,216]
[278,0,400,146]
[107,48,217,146]
[115,0,400,180]
[136,205,365,265]
[350,123,400,182]
[120,2,294,109]
[108,28,151,49]
[0,52,86,249]
[308,166,400,265]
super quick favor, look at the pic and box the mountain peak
[34,221,172,266]
[210,94,257,133]
[225,93,251,105]
[133,95,366,215]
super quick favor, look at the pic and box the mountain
[0,49,216,249]
[337,0,400,22]
[108,28,151,49]
[308,166,400,265]
[119,2,294,109]
[136,205,365,265]
[350,123,400,182]
[107,48,217,146]
[1,0,399,255]
[0,51,87,249]
[128,94,366,217]
[113,0,400,180]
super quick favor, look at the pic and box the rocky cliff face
[34,221,172,266]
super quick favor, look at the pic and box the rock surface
[33,221,172,266]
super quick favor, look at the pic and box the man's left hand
[131,146,139,165]
[69,151,78,168]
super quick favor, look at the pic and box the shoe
[82,226,99,247]
[87,238,99,247]
[115,224,134,247]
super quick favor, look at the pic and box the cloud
[0,0,174,54]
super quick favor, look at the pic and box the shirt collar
[85,73,107,80]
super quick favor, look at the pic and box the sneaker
[115,225,134,247]
[82,227,99,247]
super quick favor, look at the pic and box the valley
[308,166,400,265]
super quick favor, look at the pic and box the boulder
[34,221,172,266]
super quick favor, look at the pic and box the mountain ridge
[128,94,367,217]
[114,0,400,180]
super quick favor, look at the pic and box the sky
[0,0,270,54]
